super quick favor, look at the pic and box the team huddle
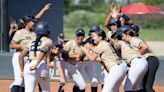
[9,3,159,92]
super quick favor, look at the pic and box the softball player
[9,4,51,92]
[19,21,52,92]
[121,29,159,92]
[77,37,98,92]
[10,17,36,92]
[61,28,86,92]
[82,30,127,92]
[47,41,66,92]
[106,19,119,42]
[87,24,106,89]
[113,26,148,91]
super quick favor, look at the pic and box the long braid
[34,34,46,56]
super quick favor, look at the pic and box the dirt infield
[0,79,164,92]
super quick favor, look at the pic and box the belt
[132,56,142,61]
[130,56,142,63]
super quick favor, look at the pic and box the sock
[79,89,85,92]
[101,84,104,89]
[91,87,97,92]
[58,86,64,92]
[19,86,25,92]
[73,85,79,92]
[38,83,42,92]
[137,89,146,92]
[11,85,20,92]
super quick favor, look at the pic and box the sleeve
[41,40,53,53]
[11,30,22,43]
[132,38,143,48]
[63,41,72,52]
[93,44,104,56]
[25,41,32,50]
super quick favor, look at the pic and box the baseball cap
[23,15,37,25]
[132,25,139,31]
[59,33,64,38]
[89,24,102,32]
[75,28,85,36]
[119,25,132,32]
[109,19,117,26]
[53,41,63,48]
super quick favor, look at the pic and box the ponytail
[34,34,46,56]
[95,30,106,40]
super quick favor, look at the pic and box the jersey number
[30,41,42,51]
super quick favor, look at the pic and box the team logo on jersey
[26,36,32,40]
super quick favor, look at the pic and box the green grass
[140,29,164,41]
[64,28,164,41]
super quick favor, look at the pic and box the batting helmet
[35,21,50,35]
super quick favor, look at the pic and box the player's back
[28,36,53,60]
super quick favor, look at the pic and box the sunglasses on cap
[76,33,85,36]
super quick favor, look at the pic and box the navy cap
[118,25,132,37]
[76,28,85,36]
[119,25,132,32]
[35,21,50,35]
[83,37,95,45]
[89,24,102,32]
[23,16,36,25]
[59,33,64,38]
[53,41,63,48]
[122,14,131,21]
[109,19,117,26]
[89,24,103,36]
[132,25,139,31]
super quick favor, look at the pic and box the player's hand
[110,2,115,11]
[75,54,81,60]
[47,62,55,68]
[43,3,52,11]
[30,65,37,70]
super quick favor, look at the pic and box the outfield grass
[64,28,164,41]
[140,29,164,41]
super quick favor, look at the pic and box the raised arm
[35,3,52,20]
[104,13,113,30]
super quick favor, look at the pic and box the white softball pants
[124,57,148,91]
[11,52,24,87]
[102,60,127,92]
[61,61,86,90]
[24,60,50,92]
[77,61,98,87]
